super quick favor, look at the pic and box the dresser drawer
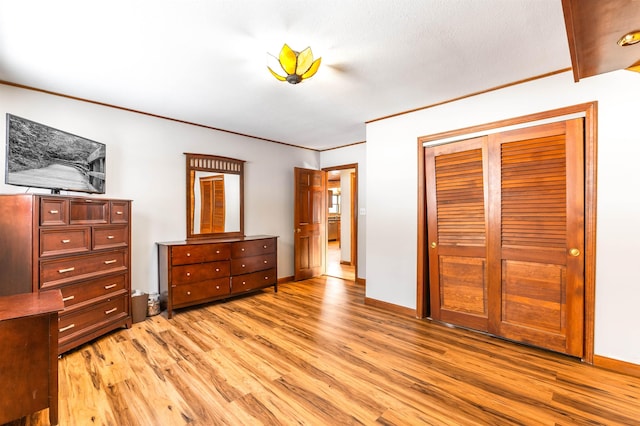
[230,253,276,275]
[58,294,128,340]
[171,243,231,265]
[70,199,109,225]
[40,198,68,226]
[232,238,276,258]
[40,227,91,257]
[57,274,127,308]
[231,268,277,294]
[172,277,230,305]
[40,250,128,289]
[110,201,129,224]
[171,261,229,285]
[93,225,128,250]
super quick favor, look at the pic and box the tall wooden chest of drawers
[157,236,278,318]
[0,194,132,353]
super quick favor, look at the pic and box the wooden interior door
[350,171,357,268]
[294,167,326,280]
[426,119,585,357]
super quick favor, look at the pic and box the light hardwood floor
[7,276,640,425]
[326,240,355,281]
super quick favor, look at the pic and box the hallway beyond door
[327,241,355,281]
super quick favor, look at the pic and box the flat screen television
[5,114,106,194]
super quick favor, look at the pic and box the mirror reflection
[192,171,240,233]
[186,153,244,239]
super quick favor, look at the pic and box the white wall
[366,70,640,365]
[339,169,352,263]
[0,84,320,294]
[320,143,366,279]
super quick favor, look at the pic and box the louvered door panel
[426,137,489,331]
[501,136,567,251]
[436,149,486,247]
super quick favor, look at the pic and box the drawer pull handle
[215,285,220,290]
[49,210,59,214]
[116,211,123,215]
[62,295,75,302]
[263,260,268,264]
[61,239,71,244]
[215,268,220,272]
[58,267,75,274]
[187,291,191,295]
[104,259,117,265]
[242,281,246,285]
[216,250,220,254]
[241,264,246,268]
[104,284,117,290]
[105,307,118,315]
[59,324,75,332]
[263,245,268,249]
[264,276,269,280]
[186,272,191,277]
[186,253,191,257]
[241,248,245,251]
[107,235,115,239]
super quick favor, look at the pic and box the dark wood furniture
[157,236,278,318]
[0,194,132,353]
[0,290,64,425]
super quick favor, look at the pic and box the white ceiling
[0,1,571,150]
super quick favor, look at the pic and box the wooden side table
[0,290,64,425]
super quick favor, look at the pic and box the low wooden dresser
[0,194,132,353]
[0,290,64,425]
[157,235,278,318]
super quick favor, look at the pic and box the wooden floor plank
[6,276,640,425]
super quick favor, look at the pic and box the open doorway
[324,165,357,281]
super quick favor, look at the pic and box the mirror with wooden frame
[185,153,244,240]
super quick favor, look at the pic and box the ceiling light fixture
[267,44,321,84]
[617,30,640,46]
[617,31,640,74]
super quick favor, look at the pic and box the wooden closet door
[426,137,490,331]
[199,175,225,233]
[426,118,585,357]
[489,119,585,357]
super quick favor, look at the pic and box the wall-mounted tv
[5,114,106,194]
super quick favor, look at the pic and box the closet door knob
[430,242,437,248]
[569,248,580,257]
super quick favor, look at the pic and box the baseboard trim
[355,278,366,286]
[278,276,294,284]
[594,355,640,378]
[364,297,415,317]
